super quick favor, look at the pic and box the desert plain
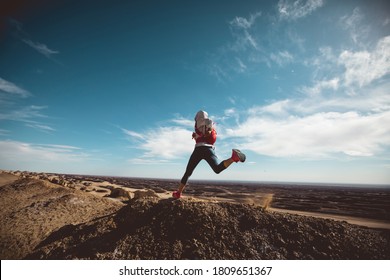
[0,170,389,259]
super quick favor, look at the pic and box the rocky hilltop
[27,197,390,260]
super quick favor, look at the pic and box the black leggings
[181,146,227,185]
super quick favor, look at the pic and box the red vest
[194,126,217,145]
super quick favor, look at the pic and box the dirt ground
[0,174,122,259]
[1,171,389,259]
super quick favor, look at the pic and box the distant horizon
[4,169,390,188]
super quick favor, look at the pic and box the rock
[109,187,132,199]
[133,189,159,200]
[152,187,167,194]
[96,189,109,193]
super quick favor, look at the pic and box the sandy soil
[0,173,18,186]
[0,171,389,259]
[0,172,123,259]
[269,207,390,230]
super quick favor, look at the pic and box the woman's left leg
[204,147,234,174]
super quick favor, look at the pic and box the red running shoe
[232,149,246,162]
[172,191,181,199]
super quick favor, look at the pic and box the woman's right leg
[175,148,203,196]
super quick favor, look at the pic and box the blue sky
[1,0,389,184]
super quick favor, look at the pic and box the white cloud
[226,104,390,159]
[245,32,259,50]
[287,29,306,52]
[212,3,308,81]
[278,0,324,20]
[230,12,262,29]
[10,18,59,60]
[0,105,48,122]
[208,63,230,83]
[22,39,59,59]
[340,7,363,29]
[235,58,247,73]
[230,30,259,51]
[228,97,237,105]
[339,7,370,45]
[123,119,195,162]
[0,78,53,133]
[300,78,339,96]
[40,144,82,150]
[338,36,390,88]
[303,35,390,97]
[0,77,30,98]
[224,108,237,117]
[139,127,194,159]
[229,12,261,52]
[253,79,390,115]
[25,123,56,133]
[0,104,53,134]
[121,128,145,140]
[170,117,194,128]
[0,140,88,163]
[270,51,294,66]
[258,99,292,116]
[304,46,337,80]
